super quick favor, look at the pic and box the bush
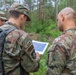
[25,19,61,39]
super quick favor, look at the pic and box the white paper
[32,40,49,54]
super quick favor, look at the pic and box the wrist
[36,57,40,62]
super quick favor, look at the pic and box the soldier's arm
[18,33,40,72]
[46,44,67,75]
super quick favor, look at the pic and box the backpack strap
[0,27,16,75]
[5,27,16,35]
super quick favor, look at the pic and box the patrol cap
[0,11,7,21]
[9,3,31,21]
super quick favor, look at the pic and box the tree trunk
[55,0,58,25]
[24,0,26,5]
[41,0,45,23]
[38,0,41,20]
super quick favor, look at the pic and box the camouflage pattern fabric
[0,11,7,21]
[9,3,30,21]
[46,28,76,75]
[0,22,39,75]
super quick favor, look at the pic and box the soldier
[46,7,76,75]
[0,11,7,26]
[0,3,41,75]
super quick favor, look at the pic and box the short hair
[67,12,76,22]
[73,13,76,23]
[9,10,23,19]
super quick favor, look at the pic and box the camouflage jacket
[46,28,76,75]
[0,22,39,75]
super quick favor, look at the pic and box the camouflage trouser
[61,69,73,75]
[20,71,29,75]
[5,66,29,75]
[46,69,73,75]
[20,65,29,75]
[5,70,29,75]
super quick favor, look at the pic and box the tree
[41,0,45,22]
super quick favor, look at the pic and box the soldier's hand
[36,52,42,58]
[36,52,42,62]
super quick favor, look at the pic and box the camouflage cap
[0,11,7,21]
[9,3,31,21]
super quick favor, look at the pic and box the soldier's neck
[8,18,20,29]
[63,21,76,31]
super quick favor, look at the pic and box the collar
[63,28,76,34]
[5,21,20,29]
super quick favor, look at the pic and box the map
[32,40,49,54]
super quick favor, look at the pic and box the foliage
[25,16,61,39]
[0,0,75,75]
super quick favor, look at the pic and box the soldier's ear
[20,14,24,20]
[61,14,65,22]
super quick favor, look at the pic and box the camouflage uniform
[0,11,7,21]
[46,28,76,75]
[0,21,39,75]
[0,3,39,75]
